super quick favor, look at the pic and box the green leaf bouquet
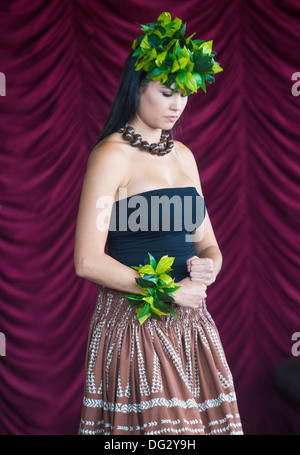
[123,252,181,325]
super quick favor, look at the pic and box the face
[134,80,188,130]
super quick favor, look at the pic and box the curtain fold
[0,0,300,435]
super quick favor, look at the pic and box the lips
[165,116,178,122]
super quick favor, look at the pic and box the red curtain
[1,0,300,435]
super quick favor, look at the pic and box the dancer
[74,12,243,435]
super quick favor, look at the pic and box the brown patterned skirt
[78,285,243,435]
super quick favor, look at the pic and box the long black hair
[94,53,149,146]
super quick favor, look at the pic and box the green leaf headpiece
[132,12,223,96]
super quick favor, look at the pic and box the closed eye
[163,92,187,98]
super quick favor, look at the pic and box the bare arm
[176,142,223,284]
[73,142,141,294]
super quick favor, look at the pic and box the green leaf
[212,61,223,73]
[193,49,213,73]
[152,28,164,40]
[146,287,155,297]
[181,45,190,59]
[165,72,176,87]
[150,303,168,316]
[199,76,207,93]
[148,65,169,77]
[164,27,177,38]
[136,303,150,318]
[123,293,143,301]
[140,34,151,51]
[200,40,213,55]
[132,48,142,57]
[132,39,138,50]
[138,314,150,325]
[150,73,166,82]
[150,313,162,321]
[180,23,187,38]
[135,57,149,72]
[172,17,182,31]
[185,71,197,92]
[176,71,186,93]
[140,289,150,296]
[158,273,173,286]
[178,57,188,69]
[143,273,159,283]
[185,32,195,44]
[158,12,172,24]
[162,285,181,293]
[173,82,180,93]
[192,39,206,47]
[136,277,156,288]
[141,25,152,33]
[204,73,215,83]
[148,33,162,48]
[147,252,157,269]
[142,295,154,305]
[155,255,175,275]
[155,51,167,66]
[192,72,202,87]
[177,70,186,84]
[166,38,178,52]
[170,284,181,292]
[171,59,180,73]
[150,47,157,59]
[174,43,184,58]
[153,300,177,319]
[138,264,156,275]
[156,290,175,302]
[187,60,194,72]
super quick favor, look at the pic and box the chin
[162,121,176,129]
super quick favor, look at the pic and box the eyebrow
[162,85,174,91]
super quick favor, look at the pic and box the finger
[189,255,199,260]
[186,257,192,272]
[204,258,214,269]
[190,270,207,278]
[190,276,210,286]
[190,268,212,277]
[187,255,201,266]
[190,262,214,275]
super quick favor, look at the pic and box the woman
[74,12,243,435]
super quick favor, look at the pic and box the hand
[173,277,207,309]
[186,255,216,285]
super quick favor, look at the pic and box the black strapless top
[106,187,206,282]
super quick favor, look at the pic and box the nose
[170,94,185,111]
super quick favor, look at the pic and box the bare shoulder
[174,140,197,166]
[81,133,129,196]
[88,133,127,169]
[174,140,204,196]
[174,139,199,173]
